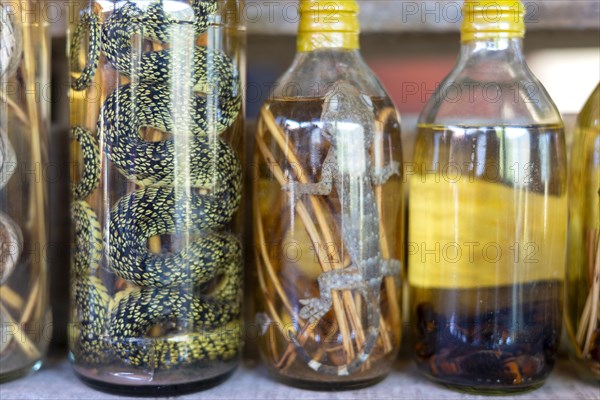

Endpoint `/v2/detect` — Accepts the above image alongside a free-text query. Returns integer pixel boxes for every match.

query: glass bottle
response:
[254,0,403,389]
[565,83,600,381]
[0,0,51,382]
[408,0,567,394]
[67,0,244,395]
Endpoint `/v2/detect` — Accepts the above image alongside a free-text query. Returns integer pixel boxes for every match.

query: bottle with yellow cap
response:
[254,0,403,389]
[565,83,600,381]
[408,0,566,393]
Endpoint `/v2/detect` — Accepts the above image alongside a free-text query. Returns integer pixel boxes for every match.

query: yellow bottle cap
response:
[297,0,360,52]
[461,0,525,43]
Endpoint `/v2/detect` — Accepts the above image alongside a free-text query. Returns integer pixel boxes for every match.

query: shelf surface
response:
[1,356,598,399]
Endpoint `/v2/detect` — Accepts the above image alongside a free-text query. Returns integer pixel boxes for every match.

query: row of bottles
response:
[0,0,597,395]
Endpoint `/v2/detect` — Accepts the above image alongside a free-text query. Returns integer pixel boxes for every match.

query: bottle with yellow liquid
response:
[408,0,567,393]
[254,0,403,389]
[565,84,600,381]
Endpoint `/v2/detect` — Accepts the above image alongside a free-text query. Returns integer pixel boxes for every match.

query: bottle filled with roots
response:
[0,0,51,382]
[67,0,245,395]
[565,83,600,381]
[254,1,403,390]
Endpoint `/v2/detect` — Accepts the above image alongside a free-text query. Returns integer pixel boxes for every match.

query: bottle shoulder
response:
[576,84,600,131]
[272,50,389,99]
[419,52,563,127]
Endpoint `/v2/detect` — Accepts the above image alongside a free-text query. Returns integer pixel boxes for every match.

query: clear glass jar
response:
[254,1,403,389]
[68,0,244,395]
[408,1,567,394]
[565,83,600,381]
[0,0,51,382]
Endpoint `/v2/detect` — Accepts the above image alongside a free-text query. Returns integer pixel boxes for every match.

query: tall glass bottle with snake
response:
[254,0,403,389]
[408,0,567,393]
[0,0,51,382]
[68,0,244,394]
[565,83,600,381]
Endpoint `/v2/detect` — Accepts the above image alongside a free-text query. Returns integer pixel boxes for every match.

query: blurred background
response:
[47,0,600,348]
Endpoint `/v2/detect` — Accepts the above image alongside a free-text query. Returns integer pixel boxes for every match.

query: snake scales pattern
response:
[70,0,242,369]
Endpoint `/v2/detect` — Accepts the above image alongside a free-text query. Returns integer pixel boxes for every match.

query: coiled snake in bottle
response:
[70,0,242,368]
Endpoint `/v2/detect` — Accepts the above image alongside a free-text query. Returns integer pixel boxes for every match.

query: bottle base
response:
[74,366,237,397]
[272,372,388,391]
[423,374,546,395]
[0,359,43,383]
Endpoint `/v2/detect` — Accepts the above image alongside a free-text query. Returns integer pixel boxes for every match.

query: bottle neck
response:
[458,37,525,65]
[297,32,359,53]
[296,46,361,59]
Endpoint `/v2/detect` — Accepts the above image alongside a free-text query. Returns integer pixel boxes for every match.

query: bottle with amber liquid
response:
[254,0,403,389]
[565,83,600,381]
[408,0,567,393]
[1,0,51,382]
